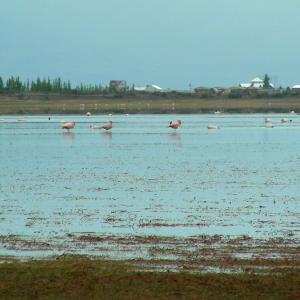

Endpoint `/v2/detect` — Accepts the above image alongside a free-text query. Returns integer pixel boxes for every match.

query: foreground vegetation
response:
[0,257,299,300]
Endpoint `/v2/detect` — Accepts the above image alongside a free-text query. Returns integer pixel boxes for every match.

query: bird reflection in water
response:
[169,132,181,146]
[101,131,112,142]
[62,132,75,144]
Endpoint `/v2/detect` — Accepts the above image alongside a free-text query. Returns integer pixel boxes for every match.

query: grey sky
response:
[1,0,299,89]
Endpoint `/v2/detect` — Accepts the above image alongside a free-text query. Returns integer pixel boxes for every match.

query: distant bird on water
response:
[207,124,219,130]
[168,120,182,129]
[100,121,113,130]
[90,121,112,130]
[61,121,75,130]
[265,122,274,128]
[281,117,291,123]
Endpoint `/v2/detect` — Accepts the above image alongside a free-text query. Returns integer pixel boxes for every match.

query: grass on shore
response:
[1,96,300,114]
[0,257,299,300]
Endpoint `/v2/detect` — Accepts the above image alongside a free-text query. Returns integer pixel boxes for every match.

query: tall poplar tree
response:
[0,76,3,91]
[263,74,271,88]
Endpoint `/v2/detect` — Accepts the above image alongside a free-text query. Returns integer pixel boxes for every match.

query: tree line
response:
[0,75,126,95]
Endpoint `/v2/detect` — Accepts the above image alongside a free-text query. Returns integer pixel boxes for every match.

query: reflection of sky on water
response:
[0,114,300,252]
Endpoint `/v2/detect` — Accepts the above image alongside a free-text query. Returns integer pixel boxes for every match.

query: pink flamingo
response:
[61,122,75,130]
[100,121,113,130]
[168,120,182,129]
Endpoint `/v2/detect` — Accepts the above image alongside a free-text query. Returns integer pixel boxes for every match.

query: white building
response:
[134,84,163,92]
[239,77,265,89]
[251,77,264,88]
[239,83,252,88]
[145,84,163,92]
[109,80,127,91]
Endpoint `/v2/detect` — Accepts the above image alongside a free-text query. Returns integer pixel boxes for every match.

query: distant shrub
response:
[228,92,242,99]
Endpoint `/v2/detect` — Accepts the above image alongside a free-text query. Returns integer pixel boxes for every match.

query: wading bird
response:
[100,121,113,130]
[265,122,274,128]
[264,117,274,128]
[265,117,271,123]
[281,118,290,123]
[168,120,182,129]
[61,122,75,130]
[207,124,219,130]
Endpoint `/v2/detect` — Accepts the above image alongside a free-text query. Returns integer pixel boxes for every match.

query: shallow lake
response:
[0,114,300,257]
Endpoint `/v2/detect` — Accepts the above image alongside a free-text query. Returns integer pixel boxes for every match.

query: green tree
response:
[36,77,41,91]
[26,79,30,91]
[263,74,271,88]
[30,80,36,92]
[47,77,52,92]
[6,76,16,91]
[0,76,4,91]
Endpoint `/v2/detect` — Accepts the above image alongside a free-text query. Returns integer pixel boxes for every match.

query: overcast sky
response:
[1,0,299,89]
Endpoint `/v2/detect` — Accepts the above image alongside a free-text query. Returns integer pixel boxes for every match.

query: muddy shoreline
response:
[1,234,299,273]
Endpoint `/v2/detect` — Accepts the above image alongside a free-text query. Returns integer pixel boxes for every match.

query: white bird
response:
[265,117,271,123]
[265,122,274,128]
[207,124,219,130]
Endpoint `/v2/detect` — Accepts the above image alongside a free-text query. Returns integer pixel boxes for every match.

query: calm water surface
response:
[0,114,300,253]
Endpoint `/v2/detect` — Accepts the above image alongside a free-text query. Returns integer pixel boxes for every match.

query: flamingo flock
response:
[5,114,298,132]
[64,119,183,132]
[57,115,298,132]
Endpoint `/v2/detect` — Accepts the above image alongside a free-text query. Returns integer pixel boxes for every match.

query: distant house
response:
[134,84,163,92]
[134,86,146,92]
[239,83,252,88]
[212,87,226,95]
[239,77,273,89]
[194,87,211,93]
[145,84,163,92]
[194,87,215,97]
[251,77,264,88]
[291,85,300,94]
[239,77,264,89]
[109,80,127,91]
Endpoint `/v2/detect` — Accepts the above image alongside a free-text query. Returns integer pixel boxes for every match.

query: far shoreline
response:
[1,93,300,115]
